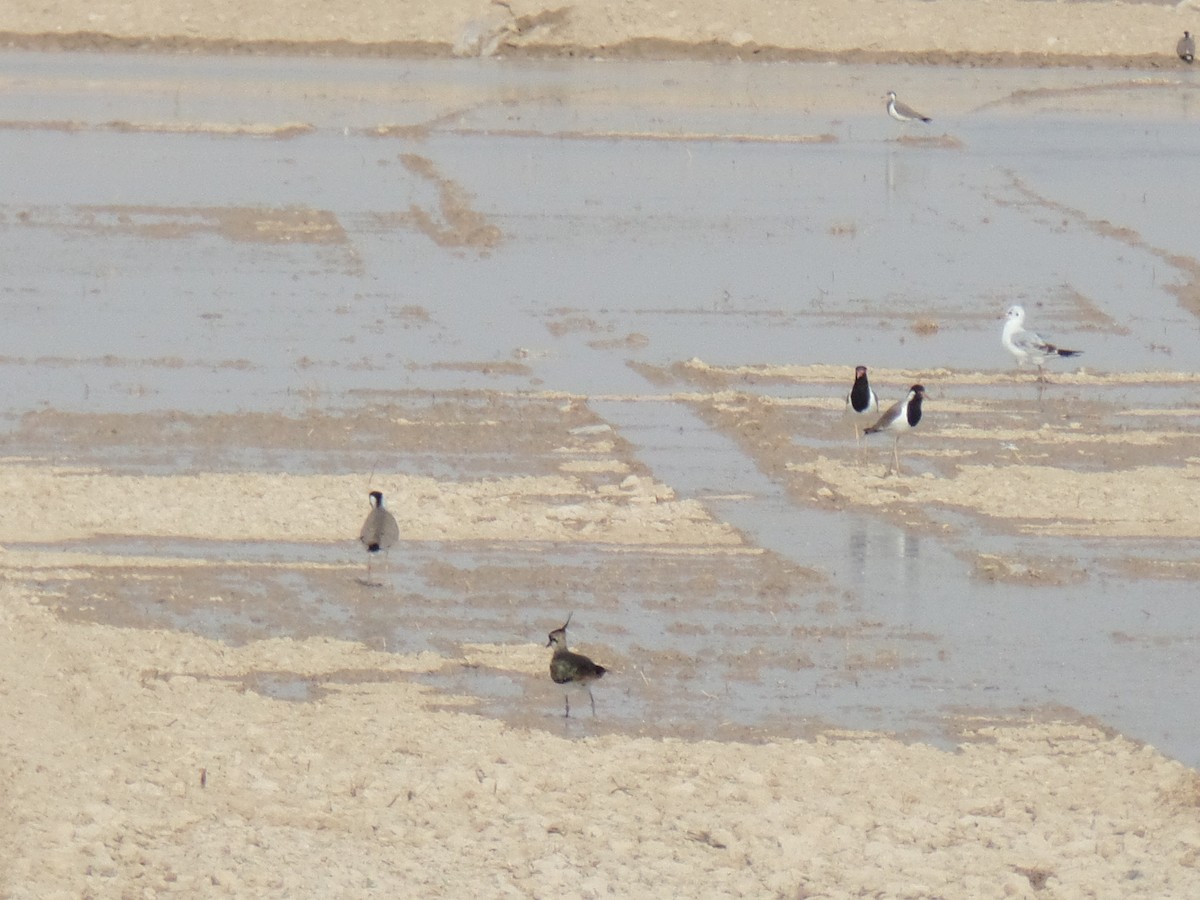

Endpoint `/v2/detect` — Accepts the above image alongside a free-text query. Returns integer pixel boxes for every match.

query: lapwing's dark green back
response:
[550,647,607,685]
[547,626,606,684]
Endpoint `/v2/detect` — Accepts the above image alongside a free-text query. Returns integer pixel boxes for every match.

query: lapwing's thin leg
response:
[588,687,596,716]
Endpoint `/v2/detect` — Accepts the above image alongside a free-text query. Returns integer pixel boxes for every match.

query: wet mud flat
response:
[4,382,1200,896]
[1,50,1200,896]
[1,51,1198,754]
[6,366,1200,759]
[4,397,868,741]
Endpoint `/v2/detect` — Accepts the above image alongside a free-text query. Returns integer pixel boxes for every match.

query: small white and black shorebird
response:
[1001,305,1082,382]
[864,385,925,475]
[546,614,607,718]
[1179,31,1195,64]
[845,365,880,446]
[886,91,931,123]
[359,490,400,583]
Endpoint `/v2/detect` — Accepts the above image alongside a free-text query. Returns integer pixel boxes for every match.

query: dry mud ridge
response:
[2,0,1200,66]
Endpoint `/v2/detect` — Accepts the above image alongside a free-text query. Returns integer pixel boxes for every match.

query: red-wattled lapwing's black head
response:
[358,490,400,585]
[546,614,607,718]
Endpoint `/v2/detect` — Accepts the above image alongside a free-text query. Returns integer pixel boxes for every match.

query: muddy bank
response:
[3,386,1200,894]
[1,0,1199,65]
[4,581,1200,897]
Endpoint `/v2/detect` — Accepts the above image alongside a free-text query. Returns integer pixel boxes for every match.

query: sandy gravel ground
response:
[2,2,1200,898]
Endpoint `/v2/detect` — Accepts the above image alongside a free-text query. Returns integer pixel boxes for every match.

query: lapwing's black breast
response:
[906,395,923,428]
[849,377,872,414]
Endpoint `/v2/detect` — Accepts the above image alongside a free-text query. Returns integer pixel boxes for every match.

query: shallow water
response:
[3,52,1198,764]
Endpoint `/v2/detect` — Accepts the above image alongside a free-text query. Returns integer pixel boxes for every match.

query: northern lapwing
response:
[546,614,607,718]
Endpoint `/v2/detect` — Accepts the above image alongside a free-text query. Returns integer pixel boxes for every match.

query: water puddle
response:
[4,51,1199,765]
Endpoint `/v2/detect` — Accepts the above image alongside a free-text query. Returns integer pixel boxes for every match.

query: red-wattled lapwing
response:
[864,385,925,475]
[845,364,880,447]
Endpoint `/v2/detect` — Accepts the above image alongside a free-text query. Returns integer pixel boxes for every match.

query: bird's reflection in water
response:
[847,518,923,616]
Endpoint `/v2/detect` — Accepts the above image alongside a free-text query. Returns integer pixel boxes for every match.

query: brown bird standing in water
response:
[359,490,400,582]
[546,614,607,717]
[1178,31,1195,64]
